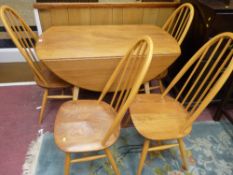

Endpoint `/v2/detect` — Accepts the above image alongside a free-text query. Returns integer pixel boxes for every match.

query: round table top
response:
[36,25,180,91]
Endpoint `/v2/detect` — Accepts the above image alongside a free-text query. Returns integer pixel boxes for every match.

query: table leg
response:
[73,86,79,101]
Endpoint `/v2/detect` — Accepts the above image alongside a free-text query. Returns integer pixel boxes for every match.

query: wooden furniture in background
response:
[130,32,233,175]
[33,2,180,31]
[0,5,72,124]
[213,73,233,124]
[54,36,153,175]
[35,25,180,92]
[163,0,233,103]
[143,2,194,93]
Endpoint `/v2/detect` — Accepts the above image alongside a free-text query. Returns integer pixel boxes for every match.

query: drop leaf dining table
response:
[36,25,181,95]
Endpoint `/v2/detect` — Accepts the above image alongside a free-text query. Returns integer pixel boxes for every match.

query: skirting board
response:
[0,48,25,63]
[0,81,36,87]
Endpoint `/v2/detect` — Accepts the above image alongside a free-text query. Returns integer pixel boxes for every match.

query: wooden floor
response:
[0,62,33,83]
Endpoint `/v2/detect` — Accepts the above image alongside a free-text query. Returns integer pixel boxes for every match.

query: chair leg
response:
[137,139,150,175]
[178,138,188,170]
[104,148,120,175]
[61,88,65,95]
[159,80,165,93]
[64,153,71,175]
[38,89,48,124]
[72,86,79,101]
[157,140,162,145]
[144,82,150,94]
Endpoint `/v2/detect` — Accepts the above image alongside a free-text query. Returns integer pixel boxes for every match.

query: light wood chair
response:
[54,36,153,175]
[130,32,233,175]
[0,5,73,124]
[144,3,194,93]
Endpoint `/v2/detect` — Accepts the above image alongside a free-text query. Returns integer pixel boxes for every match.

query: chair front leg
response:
[38,89,48,124]
[104,148,121,175]
[137,139,150,175]
[178,138,188,170]
[64,153,71,175]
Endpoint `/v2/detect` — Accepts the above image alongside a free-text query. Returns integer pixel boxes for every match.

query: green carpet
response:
[35,121,233,175]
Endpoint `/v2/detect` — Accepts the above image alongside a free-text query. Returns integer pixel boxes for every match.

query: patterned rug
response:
[33,121,233,175]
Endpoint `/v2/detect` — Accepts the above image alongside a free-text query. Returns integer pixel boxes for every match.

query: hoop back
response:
[163,3,194,45]
[0,5,47,84]
[163,32,233,130]
[99,36,154,144]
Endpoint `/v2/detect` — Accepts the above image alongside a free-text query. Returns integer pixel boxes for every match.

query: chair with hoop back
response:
[130,32,233,175]
[0,5,73,124]
[144,3,194,93]
[54,36,153,175]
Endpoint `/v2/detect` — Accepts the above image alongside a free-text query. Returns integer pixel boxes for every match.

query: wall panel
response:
[122,8,143,24]
[90,8,113,25]
[51,9,69,26]
[112,8,123,24]
[68,8,91,25]
[157,8,174,27]
[39,10,52,31]
[36,3,178,31]
[142,8,159,24]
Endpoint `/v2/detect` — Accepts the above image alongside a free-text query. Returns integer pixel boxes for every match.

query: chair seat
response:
[34,63,70,89]
[130,94,192,140]
[54,100,120,153]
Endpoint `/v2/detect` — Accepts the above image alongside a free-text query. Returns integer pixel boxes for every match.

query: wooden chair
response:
[130,32,233,175]
[144,3,194,93]
[0,5,72,124]
[54,36,153,175]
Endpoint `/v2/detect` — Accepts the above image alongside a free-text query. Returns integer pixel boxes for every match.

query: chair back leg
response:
[39,89,48,124]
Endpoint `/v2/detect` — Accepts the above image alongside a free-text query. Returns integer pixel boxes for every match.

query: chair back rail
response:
[162,32,233,130]
[162,3,194,45]
[98,36,153,145]
[0,5,47,85]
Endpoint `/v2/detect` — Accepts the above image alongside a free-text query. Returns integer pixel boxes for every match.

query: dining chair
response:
[54,36,153,175]
[0,5,73,124]
[130,32,233,175]
[144,3,194,93]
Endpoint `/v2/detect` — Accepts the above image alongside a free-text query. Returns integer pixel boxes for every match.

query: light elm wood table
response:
[36,25,180,92]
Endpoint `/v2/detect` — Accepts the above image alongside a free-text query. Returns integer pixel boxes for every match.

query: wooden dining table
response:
[36,25,181,92]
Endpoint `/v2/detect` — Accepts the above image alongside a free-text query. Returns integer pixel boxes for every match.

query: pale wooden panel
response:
[90,8,113,25]
[112,8,123,24]
[38,7,176,30]
[39,10,52,31]
[142,8,159,24]
[0,63,33,83]
[51,9,69,26]
[122,8,143,24]
[156,8,175,27]
[68,8,91,25]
